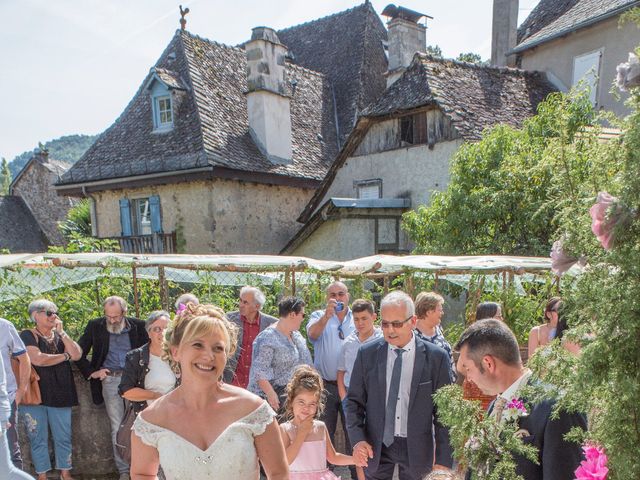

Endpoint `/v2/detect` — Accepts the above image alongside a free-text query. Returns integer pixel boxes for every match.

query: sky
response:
[0,0,540,162]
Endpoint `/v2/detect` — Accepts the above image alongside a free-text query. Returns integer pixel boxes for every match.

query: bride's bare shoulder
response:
[222,384,267,411]
[139,390,179,426]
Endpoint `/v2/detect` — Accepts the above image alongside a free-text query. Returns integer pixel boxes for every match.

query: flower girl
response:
[279,365,356,479]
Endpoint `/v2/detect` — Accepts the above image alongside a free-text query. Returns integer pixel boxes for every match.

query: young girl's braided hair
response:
[284,365,325,420]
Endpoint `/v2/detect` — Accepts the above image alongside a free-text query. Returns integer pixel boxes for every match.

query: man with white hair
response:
[346,290,453,480]
[76,296,148,480]
[224,286,277,388]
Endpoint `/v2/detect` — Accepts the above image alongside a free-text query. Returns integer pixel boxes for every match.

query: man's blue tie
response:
[383,348,405,447]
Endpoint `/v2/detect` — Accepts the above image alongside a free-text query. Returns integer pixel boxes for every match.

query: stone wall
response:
[319,136,462,212]
[93,178,314,254]
[12,161,75,246]
[18,368,117,478]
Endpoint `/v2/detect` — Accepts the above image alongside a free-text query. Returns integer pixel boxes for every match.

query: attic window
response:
[152,94,173,131]
[399,112,427,146]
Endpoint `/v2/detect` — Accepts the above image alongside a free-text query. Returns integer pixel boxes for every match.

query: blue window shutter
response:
[119,198,132,237]
[149,195,162,233]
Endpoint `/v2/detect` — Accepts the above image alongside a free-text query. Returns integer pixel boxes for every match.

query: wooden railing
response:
[107,232,177,254]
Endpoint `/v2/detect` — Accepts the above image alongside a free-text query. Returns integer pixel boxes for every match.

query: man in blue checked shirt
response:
[307,281,355,447]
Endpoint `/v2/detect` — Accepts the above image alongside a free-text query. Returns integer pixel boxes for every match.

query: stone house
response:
[8,148,74,247]
[0,196,49,252]
[492,0,640,117]
[281,9,556,260]
[55,3,388,254]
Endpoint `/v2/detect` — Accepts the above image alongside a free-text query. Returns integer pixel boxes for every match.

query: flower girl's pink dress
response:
[282,420,341,480]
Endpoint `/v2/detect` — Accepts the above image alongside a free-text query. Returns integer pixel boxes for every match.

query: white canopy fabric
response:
[0,253,569,276]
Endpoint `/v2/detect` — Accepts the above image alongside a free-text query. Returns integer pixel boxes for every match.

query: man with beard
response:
[76,296,148,480]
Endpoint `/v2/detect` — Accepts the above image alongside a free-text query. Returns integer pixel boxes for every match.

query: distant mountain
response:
[8,134,98,179]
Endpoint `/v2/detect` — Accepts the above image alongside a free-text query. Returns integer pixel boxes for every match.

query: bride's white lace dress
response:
[132,401,276,479]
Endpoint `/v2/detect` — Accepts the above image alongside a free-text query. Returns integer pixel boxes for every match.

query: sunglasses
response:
[337,323,345,340]
[150,326,168,333]
[381,316,413,329]
[39,310,58,317]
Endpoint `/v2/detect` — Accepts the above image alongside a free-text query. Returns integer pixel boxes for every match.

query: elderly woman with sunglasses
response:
[119,311,177,413]
[248,296,312,412]
[20,299,82,480]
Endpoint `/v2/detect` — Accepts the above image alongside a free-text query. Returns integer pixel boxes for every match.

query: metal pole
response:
[132,265,140,319]
[158,266,169,311]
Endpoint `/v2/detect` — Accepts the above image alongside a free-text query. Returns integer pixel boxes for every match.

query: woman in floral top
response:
[248,296,312,412]
[414,292,456,381]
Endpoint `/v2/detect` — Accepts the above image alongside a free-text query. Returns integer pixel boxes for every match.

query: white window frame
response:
[152,94,173,131]
[572,49,603,107]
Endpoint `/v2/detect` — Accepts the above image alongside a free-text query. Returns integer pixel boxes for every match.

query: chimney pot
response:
[491,0,519,67]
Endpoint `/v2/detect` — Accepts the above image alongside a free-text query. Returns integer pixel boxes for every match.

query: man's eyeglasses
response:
[381,316,413,329]
[150,326,167,333]
[337,323,345,340]
[39,310,58,317]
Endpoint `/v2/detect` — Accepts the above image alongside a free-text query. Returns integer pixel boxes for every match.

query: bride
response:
[131,304,289,479]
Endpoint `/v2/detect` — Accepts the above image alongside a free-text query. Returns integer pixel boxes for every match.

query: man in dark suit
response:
[456,319,587,480]
[76,296,148,480]
[223,286,277,387]
[346,290,454,480]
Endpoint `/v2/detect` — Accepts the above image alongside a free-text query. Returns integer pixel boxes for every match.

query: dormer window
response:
[145,67,187,133]
[153,94,173,130]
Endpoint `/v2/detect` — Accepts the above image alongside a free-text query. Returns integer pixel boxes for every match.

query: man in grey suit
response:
[346,291,454,480]
[224,286,277,388]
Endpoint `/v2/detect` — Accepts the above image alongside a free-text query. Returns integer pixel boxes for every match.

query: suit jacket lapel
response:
[409,338,427,412]
[377,342,388,406]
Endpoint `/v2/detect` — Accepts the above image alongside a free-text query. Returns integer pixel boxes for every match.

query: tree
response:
[58,199,92,240]
[0,158,11,194]
[426,44,442,58]
[456,52,483,64]
[402,89,621,256]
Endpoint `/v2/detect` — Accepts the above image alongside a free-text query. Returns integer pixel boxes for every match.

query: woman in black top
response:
[20,299,82,480]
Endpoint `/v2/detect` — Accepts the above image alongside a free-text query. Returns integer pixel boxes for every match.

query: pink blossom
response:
[589,192,619,251]
[550,240,585,276]
[575,444,608,480]
[176,303,187,315]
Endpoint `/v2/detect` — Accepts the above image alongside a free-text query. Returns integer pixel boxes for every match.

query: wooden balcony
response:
[107,232,177,254]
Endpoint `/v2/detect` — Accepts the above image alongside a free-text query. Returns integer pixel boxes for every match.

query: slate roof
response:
[364,54,557,141]
[0,196,49,253]
[514,0,640,54]
[278,2,388,146]
[297,54,556,222]
[9,152,71,194]
[58,30,338,187]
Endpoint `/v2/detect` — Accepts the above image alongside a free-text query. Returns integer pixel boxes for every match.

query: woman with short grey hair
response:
[118,310,176,466]
[119,311,176,411]
[174,293,199,313]
[21,299,82,480]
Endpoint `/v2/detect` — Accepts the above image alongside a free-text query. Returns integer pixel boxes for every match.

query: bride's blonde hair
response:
[163,303,238,372]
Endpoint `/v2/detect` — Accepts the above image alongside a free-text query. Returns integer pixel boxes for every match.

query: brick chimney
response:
[382,5,430,87]
[491,0,519,67]
[245,26,292,164]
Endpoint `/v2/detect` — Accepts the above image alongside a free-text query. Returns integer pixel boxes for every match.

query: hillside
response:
[8,134,98,179]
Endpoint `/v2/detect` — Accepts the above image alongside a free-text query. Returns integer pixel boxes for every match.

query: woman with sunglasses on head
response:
[20,299,82,480]
[528,297,562,358]
[118,311,176,471]
[248,296,312,413]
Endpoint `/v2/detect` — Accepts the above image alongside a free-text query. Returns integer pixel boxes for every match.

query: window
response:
[132,198,152,235]
[153,94,173,130]
[355,179,382,199]
[399,112,427,146]
[119,195,162,237]
[573,50,602,106]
